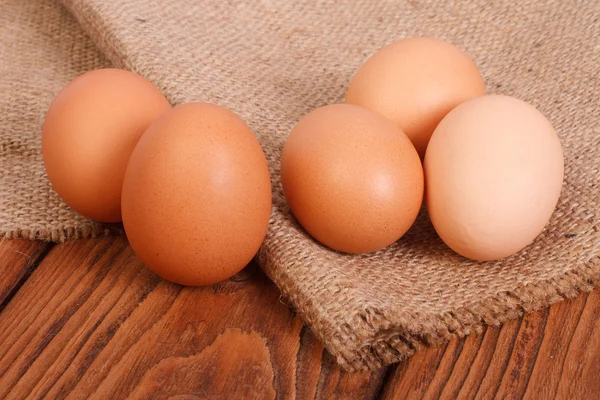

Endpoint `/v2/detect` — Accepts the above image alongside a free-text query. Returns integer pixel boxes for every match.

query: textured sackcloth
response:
[0,0,114,240]
[1,0,599,371]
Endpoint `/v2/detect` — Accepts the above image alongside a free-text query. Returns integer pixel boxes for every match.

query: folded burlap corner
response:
[1,0,598,371]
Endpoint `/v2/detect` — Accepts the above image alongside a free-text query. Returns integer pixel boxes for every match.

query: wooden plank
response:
[295,326,386,399]
[0,238,52,308]
[522,293,588,399]
[1,235,598,398]
[555,289,600,400]
[379,291,599,400]
[0,236,384,399]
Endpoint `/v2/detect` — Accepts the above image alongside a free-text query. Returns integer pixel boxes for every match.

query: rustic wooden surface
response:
[0,236,597,399]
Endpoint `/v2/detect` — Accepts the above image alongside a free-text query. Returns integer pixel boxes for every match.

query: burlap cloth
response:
[1,0,599,371]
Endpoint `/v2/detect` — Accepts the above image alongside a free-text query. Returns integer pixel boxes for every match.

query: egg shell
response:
[345,37,486,158]
[121,102,272,286]
[281,103,424,254]
[42,68,171,222]
[424,95,564,261]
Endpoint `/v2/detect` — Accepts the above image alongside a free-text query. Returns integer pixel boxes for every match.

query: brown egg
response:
[425,95,564,261]
[346,37,486,158]
[42,68,170,222]
[121,103,272,286]
[281,104,423,254]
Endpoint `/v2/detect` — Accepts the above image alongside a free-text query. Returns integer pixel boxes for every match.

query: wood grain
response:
[0,237,382,399]
[0,236,598,399]
[128,328,277,399]
[0,239,51,308]
[380,292,599,400]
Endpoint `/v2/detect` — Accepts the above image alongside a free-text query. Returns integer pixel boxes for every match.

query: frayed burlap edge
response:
[259,245,599,372]
[3,225,121,242]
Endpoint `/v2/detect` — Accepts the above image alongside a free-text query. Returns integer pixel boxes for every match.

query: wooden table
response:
[0,236,598,399]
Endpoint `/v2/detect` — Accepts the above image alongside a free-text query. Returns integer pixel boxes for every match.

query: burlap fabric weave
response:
[1,0,598,371]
